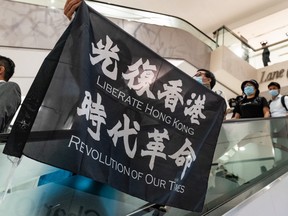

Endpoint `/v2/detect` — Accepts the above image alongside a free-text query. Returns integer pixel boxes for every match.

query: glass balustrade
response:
[214,26,288,69]
[1,116,288,215]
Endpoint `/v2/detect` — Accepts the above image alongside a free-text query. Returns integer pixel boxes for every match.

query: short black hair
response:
[268,81,280,89]
[197,68,216,89]
[0,55,15,81]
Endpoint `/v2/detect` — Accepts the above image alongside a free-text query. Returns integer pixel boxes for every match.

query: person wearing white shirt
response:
[268,81,288,165]
[268,82,288,117]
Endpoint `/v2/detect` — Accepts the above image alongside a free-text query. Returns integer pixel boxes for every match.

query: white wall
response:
[0,47,50,97]
[210,46,257,96]
[224,172,288,216]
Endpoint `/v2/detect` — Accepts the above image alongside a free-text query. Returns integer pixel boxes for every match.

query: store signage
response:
[259,68,288,83]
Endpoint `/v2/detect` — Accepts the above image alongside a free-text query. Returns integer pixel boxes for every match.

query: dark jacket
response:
[0,81,21,132]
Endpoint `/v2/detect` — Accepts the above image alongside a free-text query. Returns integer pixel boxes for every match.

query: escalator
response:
[0,116,287,216]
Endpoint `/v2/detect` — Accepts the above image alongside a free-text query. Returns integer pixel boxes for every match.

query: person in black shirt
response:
[261,41,271,67]
[233,79,270,119]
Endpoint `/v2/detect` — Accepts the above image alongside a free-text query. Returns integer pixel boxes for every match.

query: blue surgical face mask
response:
[269,89,279,97]
[244,86,255,96]
[194,76,203,85]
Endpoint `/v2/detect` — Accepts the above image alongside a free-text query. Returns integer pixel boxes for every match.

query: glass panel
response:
[215,26,288,69]
[202,117,288,213]
[215,27,251,64]
[206,118,275,201]
[1,117,288,215]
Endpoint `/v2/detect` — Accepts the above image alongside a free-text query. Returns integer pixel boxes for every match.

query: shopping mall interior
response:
[1,0,288,215]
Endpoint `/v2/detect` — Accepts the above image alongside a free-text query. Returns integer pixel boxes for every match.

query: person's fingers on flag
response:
[64,0,82,20]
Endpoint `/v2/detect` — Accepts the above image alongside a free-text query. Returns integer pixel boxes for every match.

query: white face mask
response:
[244,86,255,96]
[194,76,203,85]
[269,89,279,97]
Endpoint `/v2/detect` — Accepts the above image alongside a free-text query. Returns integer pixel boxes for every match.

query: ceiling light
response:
[239,146,245,151]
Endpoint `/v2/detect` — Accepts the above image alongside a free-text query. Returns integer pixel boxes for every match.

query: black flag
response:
[3,2,226,212]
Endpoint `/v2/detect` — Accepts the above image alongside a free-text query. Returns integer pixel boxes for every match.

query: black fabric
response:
[281,95,288,111]
[234,96,269,118]
[3,2,226,212]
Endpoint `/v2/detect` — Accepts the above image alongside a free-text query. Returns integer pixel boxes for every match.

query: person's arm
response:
[230,102,241,119]
[263,106,270,118]
[64,0,82,20]
[232,112,240,119]
[261,97,270,118]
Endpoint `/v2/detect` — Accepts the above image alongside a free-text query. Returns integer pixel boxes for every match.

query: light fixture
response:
[239,146,245,151]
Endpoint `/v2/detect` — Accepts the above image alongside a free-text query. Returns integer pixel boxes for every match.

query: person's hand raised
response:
[64,0,82,20]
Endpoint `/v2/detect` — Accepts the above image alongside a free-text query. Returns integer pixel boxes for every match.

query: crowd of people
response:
[193,68,288,119]
[193,68,288,121]
[229,79,288,119]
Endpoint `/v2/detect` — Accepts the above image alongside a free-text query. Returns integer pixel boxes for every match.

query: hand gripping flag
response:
[3,2,226,212]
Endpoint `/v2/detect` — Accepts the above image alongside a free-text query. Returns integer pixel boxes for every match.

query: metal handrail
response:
[214,25,288,52]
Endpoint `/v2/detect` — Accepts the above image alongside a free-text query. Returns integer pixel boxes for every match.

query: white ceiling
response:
[12,0,288,49]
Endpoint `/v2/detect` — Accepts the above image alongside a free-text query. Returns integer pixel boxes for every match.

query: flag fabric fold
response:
[3,2,226,212]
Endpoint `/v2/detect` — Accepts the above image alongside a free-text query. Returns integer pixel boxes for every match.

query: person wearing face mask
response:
[232,79,270,119]
[267,82,288,165]
[268,82,288,117]
[194,69,232,119]
[193,69,216,90]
